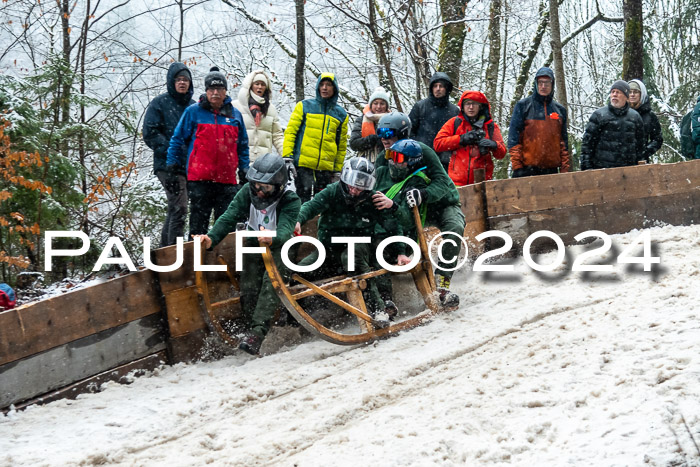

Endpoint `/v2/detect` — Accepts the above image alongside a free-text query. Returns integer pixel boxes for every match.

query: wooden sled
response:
[194,205,452,348]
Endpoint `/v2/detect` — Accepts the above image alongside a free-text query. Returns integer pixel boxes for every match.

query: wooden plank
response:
[0,313,166,409]
[168,328,209,363]
[164,286,206,338]
[485,160,700,216]
[459,182,488,257]
[489,190,700,250]
[0,269,162,366]
[2,352,167,413]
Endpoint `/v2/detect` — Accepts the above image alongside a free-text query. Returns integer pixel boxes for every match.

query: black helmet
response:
[339,157,376,204]
[247,153,288,209]
[377,111,411,140]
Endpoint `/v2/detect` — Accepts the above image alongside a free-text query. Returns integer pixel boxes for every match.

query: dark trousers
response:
[512,166,559,178]
[156,170,188,247]
[295,167,334,203]
[240,244,288,338]
[187,180,239,238]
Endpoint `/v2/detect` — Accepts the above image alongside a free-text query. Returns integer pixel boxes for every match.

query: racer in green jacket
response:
[294,157,411,323]
[196,153,301,355]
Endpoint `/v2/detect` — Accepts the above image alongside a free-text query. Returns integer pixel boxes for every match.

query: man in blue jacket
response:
[143,62,194,247]
[166,67,250,238]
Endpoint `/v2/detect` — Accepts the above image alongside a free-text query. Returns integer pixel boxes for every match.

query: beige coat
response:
[232,70,284,162]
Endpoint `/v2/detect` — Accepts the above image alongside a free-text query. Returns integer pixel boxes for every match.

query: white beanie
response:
[369,86,391,107]
[252,73,268,85]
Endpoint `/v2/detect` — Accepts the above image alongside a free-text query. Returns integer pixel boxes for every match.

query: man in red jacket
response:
[433,91,506,186]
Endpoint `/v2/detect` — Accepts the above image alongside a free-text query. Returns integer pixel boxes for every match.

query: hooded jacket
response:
[232,70,284,162]
[348,91,390,161]
[408,72,460,163]
[433,91,506,186]
[628,79,663,162]
[166,94,249,184]
[693,96,700,159]
[508,67,570,172]
[580,101,645,170]
[283,73,349,172]
[143,62,195,173]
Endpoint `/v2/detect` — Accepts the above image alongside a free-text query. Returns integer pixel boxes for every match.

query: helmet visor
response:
[385,148,406,164]
[251,182,276,195]
[340,169,376,191]
[377,127,396,139]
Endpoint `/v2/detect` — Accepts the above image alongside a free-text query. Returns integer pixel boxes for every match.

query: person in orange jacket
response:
[433,91,506,186]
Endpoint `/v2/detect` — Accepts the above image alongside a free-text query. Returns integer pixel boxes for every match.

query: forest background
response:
[0,0,698,287]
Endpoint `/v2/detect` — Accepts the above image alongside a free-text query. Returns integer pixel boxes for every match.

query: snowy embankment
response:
[2,224,700,466]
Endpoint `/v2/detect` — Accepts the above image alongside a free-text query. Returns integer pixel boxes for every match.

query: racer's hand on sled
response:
[294,222,302,236]
[406,188,426,208]
[396,254,412,266]
[194,234,212,250]
[372,192,394,210]
[258,226,272,245]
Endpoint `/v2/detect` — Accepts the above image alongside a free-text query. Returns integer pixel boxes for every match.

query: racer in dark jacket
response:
[581,80,645,170]
[295,157,410,322]
[197,153,300,355]
[166,67,250,237]
[628,79,663,163]
[142,62,194,246]
[408,72,460,170]
[508,67,570,177]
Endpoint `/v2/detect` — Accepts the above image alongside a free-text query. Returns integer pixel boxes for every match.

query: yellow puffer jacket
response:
[283,73,349,172]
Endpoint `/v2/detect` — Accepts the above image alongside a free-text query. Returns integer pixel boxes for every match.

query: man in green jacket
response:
[294,157,411,322]
[196,153,301,355]
[374,112,464,309]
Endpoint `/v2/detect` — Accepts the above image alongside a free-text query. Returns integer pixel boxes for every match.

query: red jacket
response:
[434,91,506,186]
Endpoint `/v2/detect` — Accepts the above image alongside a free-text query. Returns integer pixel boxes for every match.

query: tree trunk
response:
[177,0,185,61]
[509,0,548,115]
[295,0,306,101]
[549,0,568,112]
[485,0,501,101]
[437,0,468,90]
[368,0,403,112]
[622,0,643,80]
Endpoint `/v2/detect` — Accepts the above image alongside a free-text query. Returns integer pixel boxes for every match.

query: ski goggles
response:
[376,127,396,139]
[251,182,276,195]
[385,149,407,164]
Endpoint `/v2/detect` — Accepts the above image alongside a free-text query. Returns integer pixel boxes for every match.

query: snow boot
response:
[239,333,263,355]
[436,274,459,311]
[384,300,399,321]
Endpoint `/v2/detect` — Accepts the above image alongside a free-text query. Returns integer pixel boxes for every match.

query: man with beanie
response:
[628,79,663,163]
[580,80,645,171]
[408,72,460,171]
[143,62,194,247]
[508,67,570,177]
[283,72,349,203]
[166,66,249,238]
[349,86,391,161]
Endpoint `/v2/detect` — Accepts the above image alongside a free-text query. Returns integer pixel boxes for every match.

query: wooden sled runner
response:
[194,206,450,348]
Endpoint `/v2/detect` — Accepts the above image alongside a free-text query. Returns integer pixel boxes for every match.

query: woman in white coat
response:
[233,70,285,162]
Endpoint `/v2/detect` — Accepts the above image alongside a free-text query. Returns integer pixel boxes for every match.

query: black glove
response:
[238,167,248,185]
[460,131,481,147]
[164,165,181,195]
[283,158,297,179]
[478,138,498,153]
[406,188,427,208]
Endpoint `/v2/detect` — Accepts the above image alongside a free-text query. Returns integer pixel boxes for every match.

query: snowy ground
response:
[2,224,700,466]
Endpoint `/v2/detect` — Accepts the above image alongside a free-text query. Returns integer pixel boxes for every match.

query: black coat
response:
[636,100,664,162]
[580,103,645,170]
[143,62,194,173]
[408,72,460,164]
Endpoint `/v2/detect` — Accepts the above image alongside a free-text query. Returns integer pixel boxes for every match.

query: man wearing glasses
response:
[508,66,570,177]
[166,66,250,238]
[143,62,194,247]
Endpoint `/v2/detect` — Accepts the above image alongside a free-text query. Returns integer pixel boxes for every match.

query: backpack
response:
[0,283,16,310]
[680,111,695,159]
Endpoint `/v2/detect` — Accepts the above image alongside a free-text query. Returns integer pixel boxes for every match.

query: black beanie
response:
[610,80,630,98]
[205,66,227,90]
[174,69,191,81]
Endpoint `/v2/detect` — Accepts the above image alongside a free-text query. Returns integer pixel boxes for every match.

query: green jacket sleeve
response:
[298,184,333,225]
[416,142,454,205]
[272,192,302,249]
[377,209,406,258]
[206,189,249,247]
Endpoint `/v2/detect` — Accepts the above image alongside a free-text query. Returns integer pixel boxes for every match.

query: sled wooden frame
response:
[195,205,446,347]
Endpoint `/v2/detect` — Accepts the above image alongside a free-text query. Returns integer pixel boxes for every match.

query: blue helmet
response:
[389,139,423,168]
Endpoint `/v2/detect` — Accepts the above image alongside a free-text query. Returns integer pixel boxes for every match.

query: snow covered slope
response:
[2,224,699,466]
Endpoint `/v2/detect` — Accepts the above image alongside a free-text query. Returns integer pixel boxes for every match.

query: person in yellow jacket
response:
[283,73,349,202]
